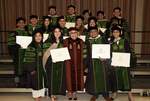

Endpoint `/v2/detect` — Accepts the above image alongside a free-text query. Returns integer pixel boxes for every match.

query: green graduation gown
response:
[61,27,69,36]
[86,35,109,95]
[44,42,66,96]
[23,42,46,90]
[51,16,59,26]
[65,15,76,22]
[26,24,42,35]
[8,29,29,76]
[97,19,108,36]
[97,19,108,28]
[111,38,131,91]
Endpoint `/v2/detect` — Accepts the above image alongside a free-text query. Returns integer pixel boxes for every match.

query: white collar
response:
[114,37,121,43]
[89,35,101,40]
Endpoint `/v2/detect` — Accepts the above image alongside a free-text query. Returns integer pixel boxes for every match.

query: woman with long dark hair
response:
[43,26,66,101]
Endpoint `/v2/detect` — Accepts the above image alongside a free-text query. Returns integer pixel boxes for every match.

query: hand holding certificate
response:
[16,36,32,49]
[50,47,71,63]
[92,44,110,59]
[111,52,131,67]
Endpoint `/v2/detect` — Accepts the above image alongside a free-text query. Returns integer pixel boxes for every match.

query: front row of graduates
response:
[22,26,134,101]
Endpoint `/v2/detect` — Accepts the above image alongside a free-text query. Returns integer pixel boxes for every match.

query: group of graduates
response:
[7,5,136,101]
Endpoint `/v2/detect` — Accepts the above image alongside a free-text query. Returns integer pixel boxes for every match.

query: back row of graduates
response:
[7,5,135,101]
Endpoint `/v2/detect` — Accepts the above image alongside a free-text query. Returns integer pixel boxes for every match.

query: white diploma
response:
[111,52,131,67]
[98,27,107,33]
[16,36,32,49]
[92,44,110,59]
[78,35,86,42]
[63,36,69,40]
[65,22,75,28]
[43,34,49,42]
[50,47,71,63]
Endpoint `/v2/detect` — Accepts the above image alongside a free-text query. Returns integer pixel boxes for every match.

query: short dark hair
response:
[16,17,26,24]
[97,10,104,16]
[88,16,97,23]
[68,27,78,32]
[67,5,76,9]
[75,15,84,21]
[113,7,121,12]
[48,5,56,11]
[30,15,38,19]
[52,26,61,32]
[88,27,98,32]
[111,25,122,34]
[82,10,92,16]
[57,16,65,22]
[42,16,51,20]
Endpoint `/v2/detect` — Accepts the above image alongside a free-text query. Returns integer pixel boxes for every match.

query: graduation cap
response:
[111,25,122,35]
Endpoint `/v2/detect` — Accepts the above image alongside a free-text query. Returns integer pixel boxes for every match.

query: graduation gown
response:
[97,19,108,35]
[106,17,130,41]
[64,38,84,92]
[39,25,53,43]
[23,43,46,90]
[76,27,88,71]
[97,19,108,28]
[61,27,69,36]
[44,42,66,96]
[8,29,29,76]
[51,16,59,26]
[86,35,109,95]
[26,24,42,35]
[111,38,131,91]
[65,15,76,22]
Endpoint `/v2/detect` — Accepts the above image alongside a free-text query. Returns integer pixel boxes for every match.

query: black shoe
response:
[73,97,77,100]
[68,97,72,100]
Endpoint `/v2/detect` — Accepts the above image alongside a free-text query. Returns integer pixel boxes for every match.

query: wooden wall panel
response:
[0,0,136,30]
[0,0,149,57]
[142,0,150,57]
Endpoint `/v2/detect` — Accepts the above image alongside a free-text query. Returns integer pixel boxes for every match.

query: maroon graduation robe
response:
[64,37,84,92]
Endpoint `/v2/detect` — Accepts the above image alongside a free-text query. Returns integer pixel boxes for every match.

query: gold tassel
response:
[78,44,80,49]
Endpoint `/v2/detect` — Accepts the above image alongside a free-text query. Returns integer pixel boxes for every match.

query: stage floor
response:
[0,93,150,101]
